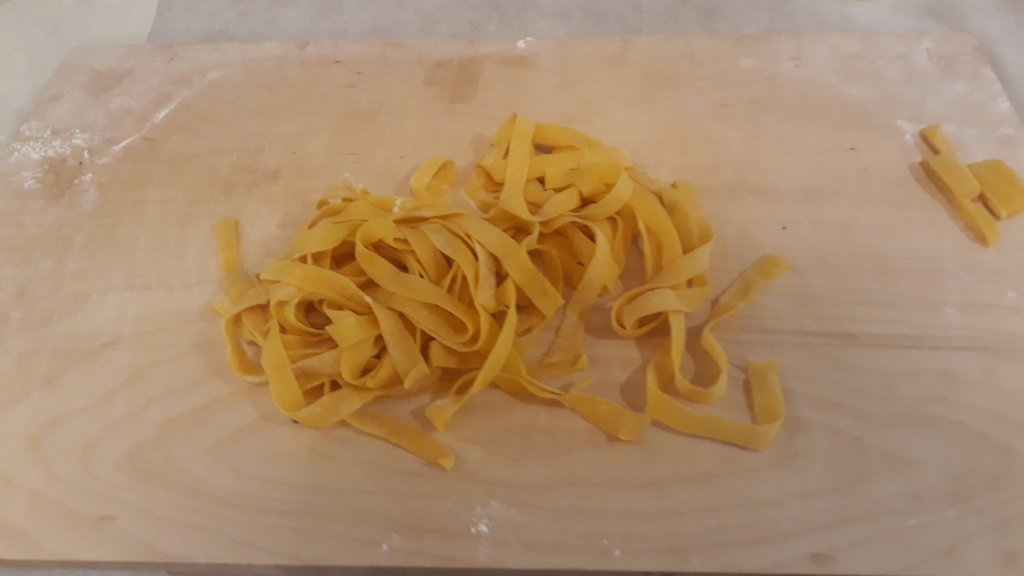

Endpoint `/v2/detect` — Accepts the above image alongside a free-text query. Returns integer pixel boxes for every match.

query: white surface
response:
[0,0,157,142]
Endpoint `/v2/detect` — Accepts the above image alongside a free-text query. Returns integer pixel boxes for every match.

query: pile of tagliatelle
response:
[214,114,789,470]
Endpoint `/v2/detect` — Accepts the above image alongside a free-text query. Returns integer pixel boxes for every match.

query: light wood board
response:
[1,35,1023,575]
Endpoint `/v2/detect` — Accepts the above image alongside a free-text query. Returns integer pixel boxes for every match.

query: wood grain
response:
[0,35,1023,575]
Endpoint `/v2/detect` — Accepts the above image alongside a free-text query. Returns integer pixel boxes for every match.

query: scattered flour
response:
[8,122,98,161]
[108,94,139,109]
[613,549,621,557]
[738,57,759,68]
[469,518,491,534]
[992,94,1012,112]
[515,36,535,49]
[392,197,406,214]
[16,161,99,210]
[99,70,223,163]
[76,173,99,210]
[379,533,401,551]
[469,499,511,535]
[1008,290,1018,300]
[895,119,920,143]
[20,170,43,189]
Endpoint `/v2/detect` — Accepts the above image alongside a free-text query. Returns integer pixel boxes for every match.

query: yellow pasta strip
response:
[290,386,382,428]
[214,221,267,382]
[220,314,266,383]
[646,255,789,446]
[920,154,982,202]
[533,121,604,149]
[696,254,790,396]
[646,359,784,450]
[261,259,369,310]
[920,124,956,157]
[260,322,307,413]
[346,411,455,471]
[919,156,998,247]
[917,125,1005,247]
[560,392,650,441]
[290,221,361,256]
[368,299,432,389]
[576,169,633,219]
[497,114,536,219]
[409,157,456,200]
[425,283,518,430]
[324,309,378,347]
[969,159,1024,220]
[215,219,253,300]
[448,215,563,316]
[542,221,611,366]
[486,148,631,184]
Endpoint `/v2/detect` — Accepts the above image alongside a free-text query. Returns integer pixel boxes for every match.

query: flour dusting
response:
[99,70,223,163]
[895,119,920,143]
[379,533,401,551]
[992,95,1012,112]
[516,36,535,49]
[469,499,512,536]
[76,173,99,210]
[1008,290,1018,300]
[469,518,491,534]
[9,122,98,161]
[20,170,43,189]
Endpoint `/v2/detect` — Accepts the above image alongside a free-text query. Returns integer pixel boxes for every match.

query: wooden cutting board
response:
[1,34,1022,576]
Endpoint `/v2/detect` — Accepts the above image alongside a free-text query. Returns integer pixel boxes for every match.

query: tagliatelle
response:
[215,113,789,470]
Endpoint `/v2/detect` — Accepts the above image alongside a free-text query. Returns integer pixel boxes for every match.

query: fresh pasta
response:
[917,125,1024,246]
[214,114,789,469]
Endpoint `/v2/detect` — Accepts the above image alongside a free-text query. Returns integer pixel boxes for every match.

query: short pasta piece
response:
[916,124,1024,246]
